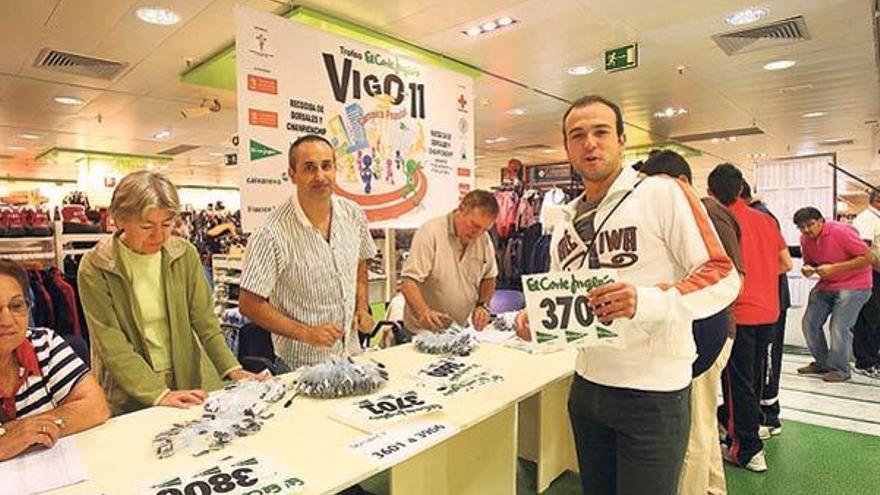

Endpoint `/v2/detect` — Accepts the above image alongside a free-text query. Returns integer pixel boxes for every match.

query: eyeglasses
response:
[0,297,29,316]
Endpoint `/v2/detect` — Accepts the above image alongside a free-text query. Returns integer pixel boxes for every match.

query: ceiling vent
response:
[712,16,810,55]
[33,48,127,80]
[158,144,200,156]
[670,126,764,143]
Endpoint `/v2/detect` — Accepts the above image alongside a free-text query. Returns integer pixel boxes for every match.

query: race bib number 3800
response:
[143,456,304,495]
[521,269,623,349]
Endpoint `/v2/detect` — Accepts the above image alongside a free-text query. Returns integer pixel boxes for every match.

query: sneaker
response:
[854,365,880,379]
[798,362,828,375]
[744,450,768,472]
[5,206,26,237]
[758,425,771,440]
[62,204,100,234]
[768,424,783,436]
[0,205,10,237]
[25,207,53,237]
[722,444,768,472]
[822,371,849,383]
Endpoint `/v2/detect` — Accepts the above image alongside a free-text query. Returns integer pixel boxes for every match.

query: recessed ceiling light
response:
[7,146,25,151]
[19,133,40,140]
[462,16,517,37]
[763,60,796,71]
[507,108,527,116]
[53,96,84,106]
[136,7,181,26]
[653,107,688,119]
[153,130,171,140]
[567,65,595,76]
[542,149,556,154]
[802,111,826,118]
[208,152,227,157]
[484,136,509,144]
[725,7,770,26]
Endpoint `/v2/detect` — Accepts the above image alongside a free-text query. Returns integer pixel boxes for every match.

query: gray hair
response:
[109,170,180,222]
[459,190,499,216]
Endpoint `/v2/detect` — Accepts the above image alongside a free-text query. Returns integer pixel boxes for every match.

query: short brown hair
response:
[0,258,30,302]
[288,134,335,171]
[459,190,499,216]
[562,95,625,142]
[109,170,180,222]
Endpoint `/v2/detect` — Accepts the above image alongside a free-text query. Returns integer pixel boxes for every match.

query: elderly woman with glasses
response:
[0,259,109,461]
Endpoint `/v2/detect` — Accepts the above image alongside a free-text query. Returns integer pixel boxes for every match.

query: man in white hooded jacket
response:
[516,95,741,495]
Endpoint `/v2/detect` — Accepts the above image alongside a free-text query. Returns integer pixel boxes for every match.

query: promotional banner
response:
[521,269,624,350]
[235,6,475,231]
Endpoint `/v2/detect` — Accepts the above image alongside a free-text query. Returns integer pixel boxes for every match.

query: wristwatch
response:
[476,302,491,313]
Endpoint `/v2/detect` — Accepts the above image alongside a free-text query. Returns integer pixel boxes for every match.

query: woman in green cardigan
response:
[78,171,259,414]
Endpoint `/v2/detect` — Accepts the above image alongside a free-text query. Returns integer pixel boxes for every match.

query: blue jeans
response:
[802,288,871,376]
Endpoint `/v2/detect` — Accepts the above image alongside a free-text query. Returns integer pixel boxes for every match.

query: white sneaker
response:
[768,424,783,436]
[744,450,768,472]
[758,425,771,440]
[721,444,768,472]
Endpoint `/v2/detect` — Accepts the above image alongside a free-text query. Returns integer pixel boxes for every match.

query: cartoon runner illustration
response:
[404,158,420,195]
[385,158,395,185]
[360,153,376,194]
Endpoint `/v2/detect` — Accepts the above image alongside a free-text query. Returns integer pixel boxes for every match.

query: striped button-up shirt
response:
[241,195,377,369]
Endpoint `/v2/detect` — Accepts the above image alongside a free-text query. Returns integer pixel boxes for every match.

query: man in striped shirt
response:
[240,135,377,370]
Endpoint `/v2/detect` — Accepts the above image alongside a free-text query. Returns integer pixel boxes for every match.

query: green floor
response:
[359,420,880,494]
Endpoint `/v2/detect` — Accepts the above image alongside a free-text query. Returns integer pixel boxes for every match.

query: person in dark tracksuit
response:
[740,182,791,435]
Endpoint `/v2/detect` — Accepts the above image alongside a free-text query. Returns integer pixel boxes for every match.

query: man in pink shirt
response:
[795,207,873,382]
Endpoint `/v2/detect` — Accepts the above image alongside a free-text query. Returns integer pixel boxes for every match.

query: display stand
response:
[518,375,579,492]
[212,254,242,311]
[390,404,517,495]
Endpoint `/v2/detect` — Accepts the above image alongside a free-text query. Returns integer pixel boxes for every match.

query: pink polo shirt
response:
[800,221,872,291]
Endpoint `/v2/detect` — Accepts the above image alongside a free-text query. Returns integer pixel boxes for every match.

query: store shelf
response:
[1,252,56,261]
[213,256,243,271]
[61,233,111,243]
[0,236,54,244]
[63,248,93,256]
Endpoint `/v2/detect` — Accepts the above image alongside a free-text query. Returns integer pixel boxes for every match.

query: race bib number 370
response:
[521,269,623,349]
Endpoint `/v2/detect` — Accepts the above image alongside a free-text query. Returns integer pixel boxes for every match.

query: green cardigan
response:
[78,235,240,414]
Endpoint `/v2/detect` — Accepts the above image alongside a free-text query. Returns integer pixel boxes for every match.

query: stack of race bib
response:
[295,356,389,399]
[412,323,478,356]
[152,378,287,458]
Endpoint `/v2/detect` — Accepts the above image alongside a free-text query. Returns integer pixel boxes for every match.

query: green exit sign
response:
[605,43,639,73]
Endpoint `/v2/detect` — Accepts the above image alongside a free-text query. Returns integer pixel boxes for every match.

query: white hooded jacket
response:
[550,166,741,391]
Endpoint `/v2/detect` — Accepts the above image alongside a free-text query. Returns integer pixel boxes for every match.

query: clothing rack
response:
[0,221,112,267]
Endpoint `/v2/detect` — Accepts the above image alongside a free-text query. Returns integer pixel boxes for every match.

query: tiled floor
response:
[361,351,880,494]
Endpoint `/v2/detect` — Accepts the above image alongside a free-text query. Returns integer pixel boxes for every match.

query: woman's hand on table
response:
[158,389,208,408]
[0,416,62,460]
